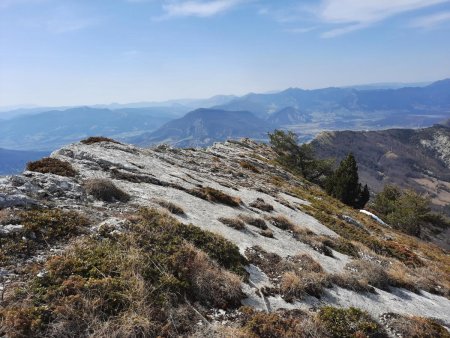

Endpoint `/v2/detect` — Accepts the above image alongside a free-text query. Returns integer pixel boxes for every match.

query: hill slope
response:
[130,108,272,147]
[0,138,449,336]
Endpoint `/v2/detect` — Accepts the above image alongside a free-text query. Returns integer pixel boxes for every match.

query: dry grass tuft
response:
[189,187,241,207]
[218,217,246,230]
[238,214,268,229]
[267,215,295,230]
[249,198,274,212]
[80,136,121,145]
[171,243,243,308]
[239,161,260,173]
[245,246,327,301]
[259,229,274,238]
[156,199,185,215]
[382,313,450,338]
[84,179,130,202]
[26,157,77,177]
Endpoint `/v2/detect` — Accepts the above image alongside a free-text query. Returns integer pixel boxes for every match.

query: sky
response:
[1,0,450,107]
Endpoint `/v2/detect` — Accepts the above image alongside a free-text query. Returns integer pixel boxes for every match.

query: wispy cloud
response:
[160,0,244,19]
[411,10,450,28]
[319,0,449,37]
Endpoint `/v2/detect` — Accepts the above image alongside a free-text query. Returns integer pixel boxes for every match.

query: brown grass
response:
[382,313,450,338]
[26,157,77,177]
[189,187,241,207]
[83,179,130,202]
[171,243,243,309]
[249,198,274,212]
[238,214,268,229]
[218,217,246,230]
[267,215,295,230]
[80,136,121,145]
[239,161,260,173]
[245,246,327,301]
[156,199,185,215]
[259,229,274,238]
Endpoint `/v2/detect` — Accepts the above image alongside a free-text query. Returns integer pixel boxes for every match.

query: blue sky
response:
[1,0,450,106]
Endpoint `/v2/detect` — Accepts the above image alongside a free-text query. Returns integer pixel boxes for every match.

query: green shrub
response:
[318,306,387,338]
[21,209,89,242]
[26,157,77,177]
[83,179,130,203]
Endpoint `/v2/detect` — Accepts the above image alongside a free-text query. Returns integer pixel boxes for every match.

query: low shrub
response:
[240,307,305,338]
[20,209,89,243]
[239,214,268,229]
[137,208,247,276]
[83,179,130,203]
[1,209,89,265]
[343,260,390,290]
[26,157,77,177]
[218,217,246,230]
[189,187,241,207]
[320,236,360,258]
[156,200,185,215]
[80,136,120,145]
[318,306,387,338]
[250,198,274,212]
[170,244,243,308]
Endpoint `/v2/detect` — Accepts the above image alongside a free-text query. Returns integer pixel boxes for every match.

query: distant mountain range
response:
[131,79,450,147]
[130,108,271,148]
[1,79,450,153]
[0,148,49,175]
[0,106,181,151]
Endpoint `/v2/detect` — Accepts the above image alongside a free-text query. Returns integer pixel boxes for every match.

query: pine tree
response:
[326,153,369,208]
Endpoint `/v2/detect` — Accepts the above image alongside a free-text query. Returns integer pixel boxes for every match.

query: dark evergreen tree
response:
[326,153,369,208]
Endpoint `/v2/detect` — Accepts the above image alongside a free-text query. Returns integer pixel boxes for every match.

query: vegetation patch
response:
[0,209,246,337]
[245,246,327,301]
[83,178,130,203]
[249,198,274,212]
[318,306,387,338]
[26,157,77,177]
[0,208,89,265]
[189,186,241,207]
[239,161,260,173]
[80,136,121,145]
[381,313,450,338]
[239,214,268,229]
[267,215,295,230]
[218,217,246,230]
[156,199,185,215]
[259,229,274,238]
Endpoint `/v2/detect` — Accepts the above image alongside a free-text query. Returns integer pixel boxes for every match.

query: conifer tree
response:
[326,153,369,208]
